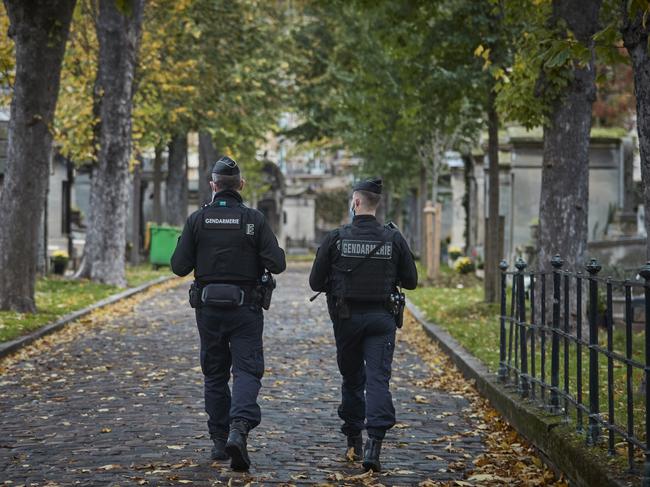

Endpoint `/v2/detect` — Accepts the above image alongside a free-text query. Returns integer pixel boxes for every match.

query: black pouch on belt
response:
[201,283,244,308]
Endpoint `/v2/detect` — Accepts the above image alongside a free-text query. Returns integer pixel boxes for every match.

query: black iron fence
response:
[499,255,650,484]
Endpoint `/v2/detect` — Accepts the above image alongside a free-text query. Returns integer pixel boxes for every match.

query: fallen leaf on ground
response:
[345,446,356,462]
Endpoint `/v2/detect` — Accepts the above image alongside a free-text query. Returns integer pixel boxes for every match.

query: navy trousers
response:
[333,308,397,440]
[195,304,264,440]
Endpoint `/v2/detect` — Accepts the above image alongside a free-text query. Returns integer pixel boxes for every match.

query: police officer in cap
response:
[171,156,286,471]
[309,177,417,472]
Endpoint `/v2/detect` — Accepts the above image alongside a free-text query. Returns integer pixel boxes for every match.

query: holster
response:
[395,304,405,329]
[189,282,202,308]
[258,272,276,310]
[336,297,351,320]
[389,291,406,328]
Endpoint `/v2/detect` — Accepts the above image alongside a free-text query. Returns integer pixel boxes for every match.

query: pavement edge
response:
[0,274,178,359]
[405,298,634,487]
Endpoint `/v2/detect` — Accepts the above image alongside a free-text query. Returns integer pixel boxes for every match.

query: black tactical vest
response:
[194,202,260,283]
[329,224,398,301]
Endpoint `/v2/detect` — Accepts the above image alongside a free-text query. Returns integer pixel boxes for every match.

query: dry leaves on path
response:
[400,312,568,487]
[0,278,184,372]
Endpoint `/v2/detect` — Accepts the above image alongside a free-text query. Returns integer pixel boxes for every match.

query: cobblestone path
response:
[1,264,486,486]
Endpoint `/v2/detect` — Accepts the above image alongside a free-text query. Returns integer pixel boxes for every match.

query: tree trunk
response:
[418,163,427,258]
[538,0,601,279]
[130,160,141,265]
[393,195,403,230]
[484,87,501,303]
[431,158,439,206]
[0,0,76,312]
[83,0,144,286]
[620,3,650,259]
[165,132,188,226]
[463,154,474,252]
[152,144,163,224]
[38,171,49,275]
[198,130,218,205]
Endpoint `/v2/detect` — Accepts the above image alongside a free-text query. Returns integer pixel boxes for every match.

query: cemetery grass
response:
[0,264,171,343]
[408,267,648,462]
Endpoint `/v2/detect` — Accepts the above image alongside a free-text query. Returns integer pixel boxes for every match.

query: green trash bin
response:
[149,224,182,268]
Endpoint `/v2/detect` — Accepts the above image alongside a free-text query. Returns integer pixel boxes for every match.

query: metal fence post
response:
[530,272,536,400]
[639,262,650,486]
[498,260,509,382]
[550,254,563,411]
[586,257,602,446]
[576,272,584,433]
[541,272,547,402]
[516,257,529,397]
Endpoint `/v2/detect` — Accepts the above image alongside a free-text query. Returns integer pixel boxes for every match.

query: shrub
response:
[448,245,463,261]
[51,250,69,264]
[454,256,475,274]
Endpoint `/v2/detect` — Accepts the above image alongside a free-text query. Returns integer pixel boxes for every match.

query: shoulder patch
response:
[202,209,242,230]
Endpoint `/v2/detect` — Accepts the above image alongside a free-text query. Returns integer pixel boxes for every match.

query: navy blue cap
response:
[212,156,240,176]
[353,177,382,194]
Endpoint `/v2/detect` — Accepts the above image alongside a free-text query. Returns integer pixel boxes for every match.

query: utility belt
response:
[334,291,405,328]
[189,282,260,309]
[189,273,275,310]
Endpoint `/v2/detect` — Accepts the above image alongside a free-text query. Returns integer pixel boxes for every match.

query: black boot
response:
[362,437,382,472]
[225,420,251,471]
[346,433,363,461]
[210,437,229,461]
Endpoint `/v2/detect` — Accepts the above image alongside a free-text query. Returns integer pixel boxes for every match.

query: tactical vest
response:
[329,224,398,301]
[194,202,260,283]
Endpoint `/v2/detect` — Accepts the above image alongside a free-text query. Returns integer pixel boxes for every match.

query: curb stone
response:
[406,298,635,487]
[0,275,177,359]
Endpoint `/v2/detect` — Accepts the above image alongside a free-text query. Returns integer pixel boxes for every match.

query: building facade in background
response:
[450,126,643,269]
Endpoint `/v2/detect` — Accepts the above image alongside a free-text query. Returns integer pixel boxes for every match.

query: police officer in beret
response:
[309,177,417,472]
[171,156,286,471]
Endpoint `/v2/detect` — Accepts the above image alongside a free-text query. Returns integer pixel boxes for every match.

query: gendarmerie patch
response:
[340,240,392,259]
[203,209,242,229]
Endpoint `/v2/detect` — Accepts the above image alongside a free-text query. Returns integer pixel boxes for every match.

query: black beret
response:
[353,177,382,194]
[212,156,240,176]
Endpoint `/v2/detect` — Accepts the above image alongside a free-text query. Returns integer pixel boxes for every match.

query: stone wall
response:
[453,128,636,263]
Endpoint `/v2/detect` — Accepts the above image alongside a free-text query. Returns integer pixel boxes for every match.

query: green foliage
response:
[408,284,500,370]
[289,0,490,196]
[51,250,69,264]
[316,189,349,225]
[183,0,290,164]
[454,256,476,274]
[115,0,134,16]
[0,5,14,104]
[491,0,567,128]
[54,0,97,163]
[494,0,640,129]
[448,246,463,261]
[52,0,290,178]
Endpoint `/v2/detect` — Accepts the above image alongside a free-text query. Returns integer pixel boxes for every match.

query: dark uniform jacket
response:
[171,189,286,283]
[309,215,417,297]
